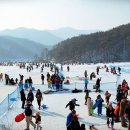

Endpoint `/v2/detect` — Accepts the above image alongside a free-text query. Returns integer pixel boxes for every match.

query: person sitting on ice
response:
[66,98,80,111]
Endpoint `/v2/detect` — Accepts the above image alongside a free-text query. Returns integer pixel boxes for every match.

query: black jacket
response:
[106,107,114,118]
[71,120,80,130]
[25,105,32,116]
[20,90,26,101]
[66,100,79,110]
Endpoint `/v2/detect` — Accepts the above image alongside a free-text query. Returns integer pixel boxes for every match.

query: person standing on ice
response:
[27,90,34,103]
[28,77,33,89]
[32,112,42,130]
[95,95,104,116]
[41,74,44,84]
[36,89,43,110]
[105,91,111,105]
[96,66,100,75]
[84,77,89,90]
[84,90,89,105]
[95,77,101,92]
[66,98,80,111]
[84,70,88,77]
[66,110,76,130]
[24,101,36,130]
[87,97,93,116]
[118,67,121,74]
[20,89,26,109]
[67,65,70,72]
[106,102,115,130]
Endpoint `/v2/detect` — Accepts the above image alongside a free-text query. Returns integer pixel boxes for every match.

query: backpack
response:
[80,124,86,130]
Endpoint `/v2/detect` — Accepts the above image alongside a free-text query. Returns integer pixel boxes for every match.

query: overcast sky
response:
[0,0,130,31]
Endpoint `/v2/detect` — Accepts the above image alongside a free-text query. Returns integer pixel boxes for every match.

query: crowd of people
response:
[1,62,130,130]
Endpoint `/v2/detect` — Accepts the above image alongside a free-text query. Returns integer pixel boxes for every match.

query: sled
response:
[92,99,102,109]
[72,89,82,93]
[41,104,48,109]
[10,98,17,101]
[43,90,52,94]
[32,87,35,91]
[15,113,25,122]
[43,90,57,94]
[114,105,119,116]
[89,125,98,130]
[112,101,117,105]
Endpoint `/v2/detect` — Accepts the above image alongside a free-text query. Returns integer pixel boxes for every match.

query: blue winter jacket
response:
[66,113,73,127]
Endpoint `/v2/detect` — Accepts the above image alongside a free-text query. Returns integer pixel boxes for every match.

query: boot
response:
[107,124,110,128]
[121,121,127,127]
[111,125,115,130]
[91,125,98,130]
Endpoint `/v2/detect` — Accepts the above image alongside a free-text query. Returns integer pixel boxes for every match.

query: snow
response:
[0,63,130,130]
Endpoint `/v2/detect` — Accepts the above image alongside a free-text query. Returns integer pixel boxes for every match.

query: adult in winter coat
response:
[27,90,34,103]
[28,77,33,89]
[84,77,88,91]
[20,89,26,109]
[85,90,89,105]
[47,72,50,80]
[84,70,87,77]
[55,76,60,91]
[119,99,128,127]
[126,101,130,130]
[87,97,93,116]
[96,66,100,75]
[122,80,129,98]
[95,78,101,92]
[116,90,124,102]
[66,98,80,111]
[71,115,80,130]
[66,110,76,130]
[106,103,115,130]
[36,89,43,110]
[41,74,44,84]
[24,102,36,130]
[67,66,70,72]
[105,91,111,105]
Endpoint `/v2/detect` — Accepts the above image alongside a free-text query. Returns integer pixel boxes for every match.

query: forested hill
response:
[0,36,45,61]
[50,23,130,63]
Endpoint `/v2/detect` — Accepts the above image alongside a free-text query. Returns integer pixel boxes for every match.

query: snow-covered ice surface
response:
[0,63,130,130]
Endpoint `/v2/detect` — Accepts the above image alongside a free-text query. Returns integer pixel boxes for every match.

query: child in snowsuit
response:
[33,112,42,130]
[106,102,115,130]
[95,95,104,116]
